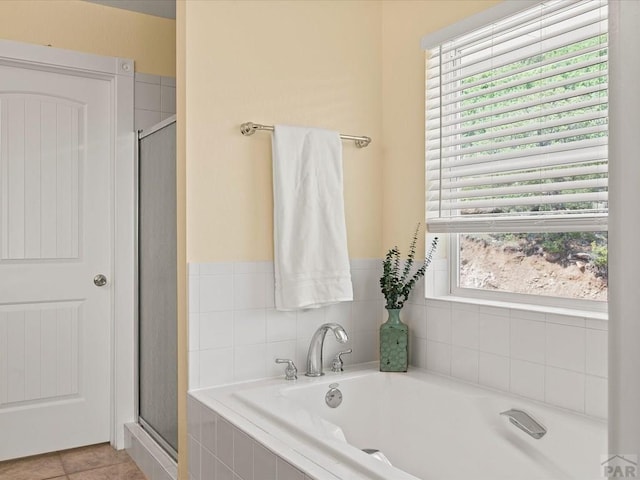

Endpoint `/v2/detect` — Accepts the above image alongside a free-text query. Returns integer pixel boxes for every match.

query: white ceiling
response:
[84,0,176,19]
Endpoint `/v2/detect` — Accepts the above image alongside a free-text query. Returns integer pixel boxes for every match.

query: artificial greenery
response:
[380,225,439,310]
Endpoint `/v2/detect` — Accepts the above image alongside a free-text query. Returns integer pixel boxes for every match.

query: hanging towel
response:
[272,125,353,311]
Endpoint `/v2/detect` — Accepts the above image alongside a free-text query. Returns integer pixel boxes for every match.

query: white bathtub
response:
[192,364,606,480]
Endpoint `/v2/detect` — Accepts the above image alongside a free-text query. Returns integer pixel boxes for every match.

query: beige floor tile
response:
[67,461,146,480]
[0,452,65,480]
[59,443,130,474]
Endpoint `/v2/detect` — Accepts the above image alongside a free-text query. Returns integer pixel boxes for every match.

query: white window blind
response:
[425,0,608,233]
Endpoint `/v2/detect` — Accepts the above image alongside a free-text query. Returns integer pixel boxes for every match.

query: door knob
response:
[93,274,108,287]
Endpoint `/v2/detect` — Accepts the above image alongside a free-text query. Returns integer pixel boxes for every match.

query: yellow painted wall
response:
[184,0,383,262]
[0,0,175,76]
[381,0,500,255]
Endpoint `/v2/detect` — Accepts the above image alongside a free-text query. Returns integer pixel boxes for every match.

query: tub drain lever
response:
[275,358,297,381]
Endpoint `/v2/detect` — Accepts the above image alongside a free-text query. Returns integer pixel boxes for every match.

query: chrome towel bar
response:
[240,121,371,148]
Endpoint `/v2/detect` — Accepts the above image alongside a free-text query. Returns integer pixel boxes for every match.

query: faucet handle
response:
[331,349,353,373]
[275,358,297,381]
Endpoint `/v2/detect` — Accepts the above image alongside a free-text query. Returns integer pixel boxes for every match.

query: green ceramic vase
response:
[379,308,408,372]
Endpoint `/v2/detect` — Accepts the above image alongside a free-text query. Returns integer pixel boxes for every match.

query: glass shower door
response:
[138,118,177,458]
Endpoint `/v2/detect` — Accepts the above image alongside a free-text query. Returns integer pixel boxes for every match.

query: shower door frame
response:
[135,115,178,460]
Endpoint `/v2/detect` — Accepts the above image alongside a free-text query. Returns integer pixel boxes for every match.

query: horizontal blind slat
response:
[439,177,607,201]
[429,163,608,189]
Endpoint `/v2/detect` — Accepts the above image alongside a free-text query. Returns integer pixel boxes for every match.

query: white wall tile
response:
[216,418,234,469]
[161,76,176,87]
[216,457,234,480]
[545,367,585,412]
[451,307,479,349]
[135,108,162,132]
[586,329,608,377]
[352,301,383,332]
[351,268,380,301]
[253,444,277,480]
[188,436,201,480]
[406,275,426,305]
[201,447,215,480]
[200,275,234,312]
[510,359,545,401]
[233,430,253,480]
[546,323,585,372]
[546,313,585,328]
[479,314,510,356]
[135,81,161,111]
[200,348,234,387]
[189,352,200,390]
[451,346,479,383]
[266,309,297,342]
[410,335,427,369]
[585,375,607,418]
[479,352,510,391]
[324,302,353,331]
[352,330,378,365]
[187,397,201,442]
[509,309,545,322]
[189,313,200,351]
[403,303,426,339]
[426,306,451,343]
[234,344,267,382]
[295,308,327,346]
[200,311,234,350]
[234,309,266,346]
[234,273,267,309]
[189,276,200,314]
[510,318,545,364]
[586,318,608,331]
[265,274,276,309]
[277,458,305,480]
[161,85,176,114]
[201,407,217,455]
[426,341,451,375]
[234,261,273,274]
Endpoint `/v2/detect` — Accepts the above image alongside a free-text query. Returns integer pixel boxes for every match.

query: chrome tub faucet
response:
[500,409,547,439]
[305,323,349,377]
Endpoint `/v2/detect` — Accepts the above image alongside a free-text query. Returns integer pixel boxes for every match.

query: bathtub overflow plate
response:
[325,383,343,408]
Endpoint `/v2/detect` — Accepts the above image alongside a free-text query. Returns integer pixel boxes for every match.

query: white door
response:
[0,62,112,460]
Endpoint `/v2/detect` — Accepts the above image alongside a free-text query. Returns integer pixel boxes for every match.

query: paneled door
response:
[0,61,112,460]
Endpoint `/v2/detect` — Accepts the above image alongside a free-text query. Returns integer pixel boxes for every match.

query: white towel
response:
[272,125,353,311]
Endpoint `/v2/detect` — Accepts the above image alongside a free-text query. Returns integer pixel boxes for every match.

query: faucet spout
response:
[305,323,349,377]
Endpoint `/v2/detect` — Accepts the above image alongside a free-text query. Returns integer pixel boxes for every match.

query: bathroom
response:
[1,0,640,479]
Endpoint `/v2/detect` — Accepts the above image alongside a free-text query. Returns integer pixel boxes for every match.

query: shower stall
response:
[137,116,178,459]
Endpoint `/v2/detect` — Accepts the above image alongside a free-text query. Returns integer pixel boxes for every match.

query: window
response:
[423,0,608,309]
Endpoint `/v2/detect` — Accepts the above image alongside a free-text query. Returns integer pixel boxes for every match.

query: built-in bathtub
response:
[189,363,606,480]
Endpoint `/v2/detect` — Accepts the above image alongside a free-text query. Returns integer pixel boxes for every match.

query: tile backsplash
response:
[403,293,608,419]
[188,259,383,390]
[188,259,608,419]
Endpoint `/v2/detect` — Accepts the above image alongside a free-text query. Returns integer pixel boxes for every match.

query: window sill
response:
[425,294,608,322]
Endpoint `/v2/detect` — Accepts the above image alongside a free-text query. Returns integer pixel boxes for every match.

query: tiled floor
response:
[0,443,147,480]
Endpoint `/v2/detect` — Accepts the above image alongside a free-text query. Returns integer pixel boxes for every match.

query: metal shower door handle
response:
[93,274,108,287]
